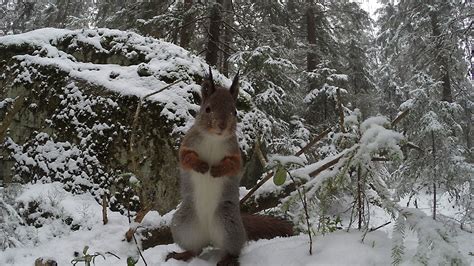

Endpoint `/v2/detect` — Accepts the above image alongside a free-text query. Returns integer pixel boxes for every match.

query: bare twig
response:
[125,206,152,242]
[130,98,142,174]
[130,79,183,174]
[391,109,410,127]
[222,20,247,40]
[404,142,423,152]
[105,252,120,260]
[287,171,313,255]
[254,137,268,166]
[127,203,148,266]
[357,165,363,230]
[143,79,183,100]
[369,221,392,232]
[346,199,358,232]
[205,34,235,56]
[371,157,389,162]
[126,80,182,241]
[295,128,331,156]
[131,79,182,171]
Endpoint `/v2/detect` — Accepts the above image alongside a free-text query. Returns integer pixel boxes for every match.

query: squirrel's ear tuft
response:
[230,70,239,102]
[201,66,216,102]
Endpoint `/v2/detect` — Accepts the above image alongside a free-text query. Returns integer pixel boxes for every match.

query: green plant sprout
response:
[71,246,105,266]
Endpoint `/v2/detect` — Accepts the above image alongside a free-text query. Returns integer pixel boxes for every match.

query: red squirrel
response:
[166,67,293,266]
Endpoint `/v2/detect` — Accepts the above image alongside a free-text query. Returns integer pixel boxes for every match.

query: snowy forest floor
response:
[1,182,472,265]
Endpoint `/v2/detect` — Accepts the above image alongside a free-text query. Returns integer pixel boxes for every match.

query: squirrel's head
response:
[196,67,239,136]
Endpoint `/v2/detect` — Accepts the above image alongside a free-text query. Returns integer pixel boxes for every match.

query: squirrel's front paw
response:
[211,157,240,177]
[210,164,226,177]
[194,161,209,174]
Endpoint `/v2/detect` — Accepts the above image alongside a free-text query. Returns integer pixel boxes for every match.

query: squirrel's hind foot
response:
[217,253,239,266]
[165,250,196,262]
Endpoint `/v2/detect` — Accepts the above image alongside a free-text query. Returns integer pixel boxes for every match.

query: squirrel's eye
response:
[205,107,211,113]
[233,110,237,116]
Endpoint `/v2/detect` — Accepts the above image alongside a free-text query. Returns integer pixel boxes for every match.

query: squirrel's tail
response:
[241,213,294,241]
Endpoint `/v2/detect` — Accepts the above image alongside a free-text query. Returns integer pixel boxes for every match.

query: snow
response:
[2,170,473,266]
[328,73,348,81]
[357,122,404,161]
[360,116,389,133]
[1,183,395,266]
[0,28,71,46]
[269,154,307,167]
[0,98,14,109]
[256,81,286,106]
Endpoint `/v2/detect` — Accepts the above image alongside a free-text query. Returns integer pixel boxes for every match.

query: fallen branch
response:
[309,153,344,177]
[140,226,174,249]
[240,171,274,206]
[241,152,344,213]
[240,128,331,205]
[241,149,396,214]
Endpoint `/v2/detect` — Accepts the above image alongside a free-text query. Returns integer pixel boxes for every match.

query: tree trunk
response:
[14,1,35,33]
[306,0,317,80]
[55,0,71,27]
[357,164,363,230]
[179,0,195,49]
[205,0,223,67]
[221,0,233,76]
[431,130,437,220]
[429,6,452,103]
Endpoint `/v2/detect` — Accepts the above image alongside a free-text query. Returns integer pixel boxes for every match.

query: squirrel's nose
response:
[218,122,226,130]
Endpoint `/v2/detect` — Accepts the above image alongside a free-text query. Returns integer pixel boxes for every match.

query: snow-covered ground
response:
[1,182,472,265]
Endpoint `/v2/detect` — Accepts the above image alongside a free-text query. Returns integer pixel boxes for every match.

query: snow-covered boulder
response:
[0,28,243,213]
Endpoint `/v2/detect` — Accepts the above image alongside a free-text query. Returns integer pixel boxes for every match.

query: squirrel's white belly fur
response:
[190,134,229,248]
